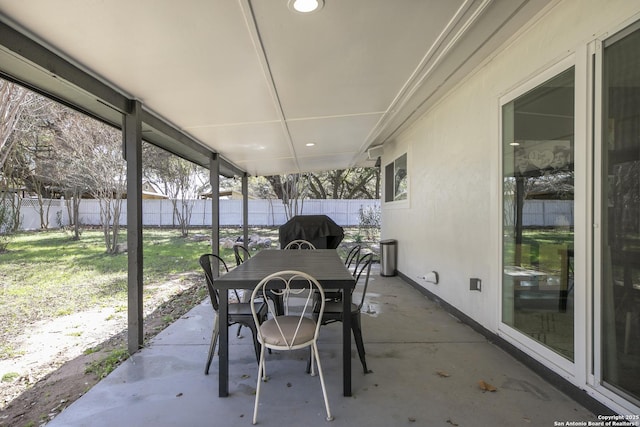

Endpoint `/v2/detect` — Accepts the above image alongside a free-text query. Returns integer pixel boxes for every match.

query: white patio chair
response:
[250,270,332,424]
[283,239,316,250]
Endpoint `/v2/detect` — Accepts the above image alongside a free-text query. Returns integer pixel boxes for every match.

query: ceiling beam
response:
[240,0,300,172]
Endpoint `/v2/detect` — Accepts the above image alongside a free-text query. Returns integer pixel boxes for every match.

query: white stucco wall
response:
[382,0,640,333]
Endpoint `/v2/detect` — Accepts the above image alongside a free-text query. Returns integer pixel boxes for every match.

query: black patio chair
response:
[309,252,374,374]
[324,245,366,303]
[233,243,251,266]
[344,244,361,270]
[234,243,284,316]
[199,253,267,375]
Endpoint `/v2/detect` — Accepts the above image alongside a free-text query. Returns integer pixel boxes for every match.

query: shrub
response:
[0,200,18,252]
[358,205,381,241]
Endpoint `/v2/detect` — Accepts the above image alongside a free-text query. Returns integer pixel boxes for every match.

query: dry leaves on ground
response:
[478,380,497,392]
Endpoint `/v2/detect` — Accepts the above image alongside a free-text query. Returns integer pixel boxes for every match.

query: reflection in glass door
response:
[502,68,575,361]
[601,25,640,402]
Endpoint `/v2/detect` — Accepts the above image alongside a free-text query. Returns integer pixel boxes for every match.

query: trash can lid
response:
[380,239,397,245]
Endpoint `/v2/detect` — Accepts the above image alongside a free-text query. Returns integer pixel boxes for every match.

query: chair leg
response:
[205,316,220,375]
[312,342,333,421]
[305,347,312,374]
[351,314,371,374]
[246,322,261,363]
[253,344,266,425]
[237,324,243,337]
[310,346,316,376]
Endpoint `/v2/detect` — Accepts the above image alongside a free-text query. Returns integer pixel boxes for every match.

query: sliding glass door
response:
[502,68,575,361]
[601,24,640,403]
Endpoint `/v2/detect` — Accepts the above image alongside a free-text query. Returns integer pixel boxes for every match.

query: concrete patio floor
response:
[47,265,599,427]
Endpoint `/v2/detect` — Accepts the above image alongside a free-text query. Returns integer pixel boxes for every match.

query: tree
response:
[261,168,380,220]
[265,174,308,220]
[143,143,207,237]
[306,168,380,199]
[0,79,39,242]
[1,89,60,229]
[0,80,31,170]
[47,105,93,240]
[55,110,126,253]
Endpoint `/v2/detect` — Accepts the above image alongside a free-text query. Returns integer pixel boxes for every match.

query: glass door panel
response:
[601,25,640,402]
[502,68,575,361]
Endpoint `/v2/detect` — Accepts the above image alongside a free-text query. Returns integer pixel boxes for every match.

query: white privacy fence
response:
[521,200,574,227]
[14,198,67,230]
[13,198,381,230]
[11,198,573,231]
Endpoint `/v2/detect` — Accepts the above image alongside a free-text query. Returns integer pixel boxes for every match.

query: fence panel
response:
[14,198,575,231]
[15,198,381,230]
[19,198,69,230]
[522,200,574,227]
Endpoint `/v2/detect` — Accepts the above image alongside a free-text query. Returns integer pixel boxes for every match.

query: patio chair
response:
[283,239,316,250]
[233,243,251,266]
[311,252,374,374]
[198,254,267,375]
[234,243,284,316]
[250,270,333,424]
[344,244,361,270]
[324,245,364,303]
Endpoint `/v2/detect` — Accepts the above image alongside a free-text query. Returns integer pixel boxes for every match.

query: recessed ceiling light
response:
[305,142,316,147]
[288,0,324,13]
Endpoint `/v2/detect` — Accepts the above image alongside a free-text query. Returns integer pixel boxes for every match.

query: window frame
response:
[497,54,577,375]
[384,152,409,204]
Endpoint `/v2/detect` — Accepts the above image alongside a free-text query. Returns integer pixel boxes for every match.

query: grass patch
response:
[504,228,573,273]
[0,344,25,359]
[84,348,130,379]
[0,228,214,347]
[83,347,101,355]
[2,372,20,382]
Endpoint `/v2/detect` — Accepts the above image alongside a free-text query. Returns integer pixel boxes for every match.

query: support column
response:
[210,153,228,396]
[242,173,249,246]
[124,100,143,355]
[210,153,220,256]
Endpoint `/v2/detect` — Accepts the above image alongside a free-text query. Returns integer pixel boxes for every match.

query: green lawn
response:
[503,228,573,273]
[0,226,376,358]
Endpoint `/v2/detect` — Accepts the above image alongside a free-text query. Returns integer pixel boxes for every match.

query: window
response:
[385,153,407,202]
[502,67,575,361]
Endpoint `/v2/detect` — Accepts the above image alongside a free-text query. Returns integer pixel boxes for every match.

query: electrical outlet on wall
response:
[470,278,481,291]
[422,271,439,284]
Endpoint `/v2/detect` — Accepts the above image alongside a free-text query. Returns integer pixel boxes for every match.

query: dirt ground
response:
[0,273,204,427]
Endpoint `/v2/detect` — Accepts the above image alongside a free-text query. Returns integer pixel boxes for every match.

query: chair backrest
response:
[283,239,316,250]
[233,244,251,266]
[198,253,230,311]
[352,252,373,311]
[345,245,361,269]
[250,270,325,350]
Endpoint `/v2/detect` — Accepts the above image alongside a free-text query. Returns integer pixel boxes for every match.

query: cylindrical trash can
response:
[380,239,397,277]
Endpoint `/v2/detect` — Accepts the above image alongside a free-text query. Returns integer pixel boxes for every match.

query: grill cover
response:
[278,215,344,249]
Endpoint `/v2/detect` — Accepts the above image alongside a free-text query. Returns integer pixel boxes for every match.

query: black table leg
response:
[219,289,229,397]
[343,286,352,396]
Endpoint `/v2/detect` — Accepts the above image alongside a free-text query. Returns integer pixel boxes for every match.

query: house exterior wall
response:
[381,0,640,414]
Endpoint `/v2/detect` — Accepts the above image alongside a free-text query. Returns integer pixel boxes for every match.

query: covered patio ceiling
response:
[0,0,553,177]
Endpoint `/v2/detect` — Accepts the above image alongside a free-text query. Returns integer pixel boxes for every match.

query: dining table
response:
[213,249,356,397]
